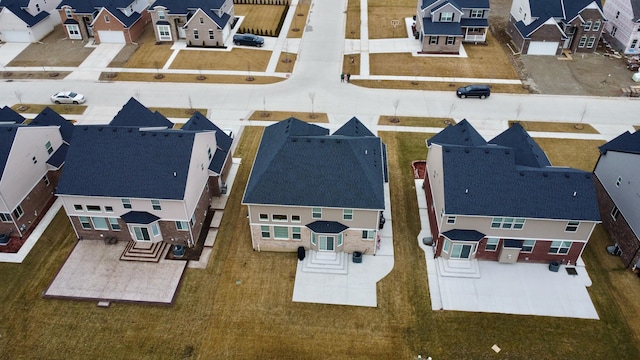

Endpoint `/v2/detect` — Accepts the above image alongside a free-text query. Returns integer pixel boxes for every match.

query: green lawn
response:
[0,130,639,358]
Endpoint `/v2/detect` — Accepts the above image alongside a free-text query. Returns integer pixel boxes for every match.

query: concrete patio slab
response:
[45,240,187,304]
[414,179,600,319]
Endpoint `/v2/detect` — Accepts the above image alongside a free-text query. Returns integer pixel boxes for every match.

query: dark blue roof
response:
[29,107,75,144]
[427,119,486,146]
[101,7,142,28]
[1,0,49,26]
[109,98,173,128]
[442,229,485,241]
[182,111,232,174]
[422,21,463,36]
[243,118,385,210]
[0,125,21,180]
[0,106,25,124]
[57,0,137,13]
[513,17,555,38]
[489,123,551,168]
[121,211,160,224]
[56,126,197,200]
[599,130,640,155]
[455,0,489,8]
[199,8,231,28]
[441,145,600,221]
[47,143,69,169]
[306,221,348,234]
[460,18,488,27]
[63,18,79,24]
[518,0,603,38]
[333,117,375,137]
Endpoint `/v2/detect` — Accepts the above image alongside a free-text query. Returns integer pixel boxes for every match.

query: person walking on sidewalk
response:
[340,73,345,82]
[346,73,351,83]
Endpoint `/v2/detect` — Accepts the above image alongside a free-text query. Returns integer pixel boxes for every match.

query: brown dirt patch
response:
[7,25,94,67]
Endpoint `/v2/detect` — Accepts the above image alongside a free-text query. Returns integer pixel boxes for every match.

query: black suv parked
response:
[233,34,264,47]
[456,84,491,99]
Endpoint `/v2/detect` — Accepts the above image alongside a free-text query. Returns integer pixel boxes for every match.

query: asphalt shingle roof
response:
[29,107,75,144]
[599,130,640,155]
[489,122,551,168]
[47,143,69,169]
[243,118,386,210]
[422,21,463,36]
[182,111,232,174]
[427,119,486,146]
[442,229,485,241]
[150,0,227,13]
[121,211,160,224]
[306,221,349,234]
[0,0,49,26]
[0,125,21,180]
[109,98,173,128]
[0,106,25,124]
[56,126,197,200]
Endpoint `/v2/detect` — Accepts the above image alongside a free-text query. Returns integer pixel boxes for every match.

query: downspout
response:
[247,205,256,250]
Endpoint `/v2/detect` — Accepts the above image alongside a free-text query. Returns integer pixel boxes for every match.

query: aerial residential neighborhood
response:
[0,0,640,358]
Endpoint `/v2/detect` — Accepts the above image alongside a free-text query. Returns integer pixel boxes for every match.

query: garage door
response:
[2,30,31,42]
[97,30,125,43]
[527,41,559,55]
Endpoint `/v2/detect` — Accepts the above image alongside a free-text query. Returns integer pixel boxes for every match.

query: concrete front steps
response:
[301,250,349,275]
[436,257,480,278]
[120,241,168,262]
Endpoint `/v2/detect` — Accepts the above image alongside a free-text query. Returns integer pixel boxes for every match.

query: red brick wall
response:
[507,16,526,52]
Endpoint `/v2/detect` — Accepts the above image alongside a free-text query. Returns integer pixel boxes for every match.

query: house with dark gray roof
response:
[593,130,640,270]
[148,0,236,47]
[603,0,640,54]
[506,0,605,55]
[242,117,387,256]
[424,120,600,265]
[414,0,490,54]
[0,107,70,239]
[56,100,226,256]
[0,0,60,42]
[0,106,26,124]
[56,0,150,44]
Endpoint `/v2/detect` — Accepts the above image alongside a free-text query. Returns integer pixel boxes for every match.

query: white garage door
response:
[527,41,559,55]
[98,30,125,43]
[2,30,31,42]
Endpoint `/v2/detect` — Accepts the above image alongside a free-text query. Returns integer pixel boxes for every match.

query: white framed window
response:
[261,225,270,238]
[259,213,269,221]
[446,36,455,45]
[109,218,120,230]
[578,36,587,48]
[491,217,525,229]
[586,36,596,48]
[199,17,204,24]
[521,240,535,252]
[612,26,618,37]
[362,230,375,240]
[122,199,132,209]
[291,215,301,223]
[132,226,151,241]
[151,223,160,237]
[43,175,50,186]
[193,29,199,40]
[565,221,580,232]
[45,141,53,154]
[440,12,453,22]
[611,206,620,220]
[157,10,165,20]
[470,9,483,18]
[443,238,451,253]
[208,29,214,40]
[190,213,196,226]
[311,233,316,246]
[485,238,499,251]
[91,217,109,230]
[312,208,321,219]
[616,11,620,19]
[593,20,601,32]
[337,233,343,247]
[13,205,24,219]
[583,20,592,31]
[272,214,288,222]
[617,177,622,187]
[0,213,11,222]
[292,227,301,240]
[343,209,353,221]
[446,216,456,224]
[429,36,439,45]
[104,15,110,23]
[32,156,37,164]
[86,205,101,212]
[105,206,114,213]
[65,8,73,18]
[207,147,212,160]
[74,204,83,211]
[549,240,571,254]
[151,200,161,211]
[273,226,288,239]
[158,25,171,41]
[79,216,91,229]
[632,39,639,49]
[176,221,189,231]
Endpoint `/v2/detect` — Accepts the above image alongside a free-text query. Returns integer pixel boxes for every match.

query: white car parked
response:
[51,91,86,104]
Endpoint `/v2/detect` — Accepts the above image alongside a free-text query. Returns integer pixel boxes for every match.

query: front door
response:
[451,243,473,259]
[66,24,81,40]
[319,235,335,252]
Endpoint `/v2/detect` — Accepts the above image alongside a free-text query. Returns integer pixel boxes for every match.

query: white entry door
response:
[66,24,82,40]
[318,236,335,252]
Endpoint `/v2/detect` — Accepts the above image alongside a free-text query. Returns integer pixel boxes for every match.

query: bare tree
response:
[392,99,400,122]
[308,92,316,118]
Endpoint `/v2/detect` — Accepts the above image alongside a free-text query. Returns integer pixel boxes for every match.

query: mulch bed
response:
[412,160,426,179]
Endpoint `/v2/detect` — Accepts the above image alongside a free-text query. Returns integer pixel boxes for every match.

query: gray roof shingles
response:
[599,130,640,155]
[109,98,173,128]
[182,111,232,174]
[0,106,25,124]
[29,107,75,144]
[243,118,386,210]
